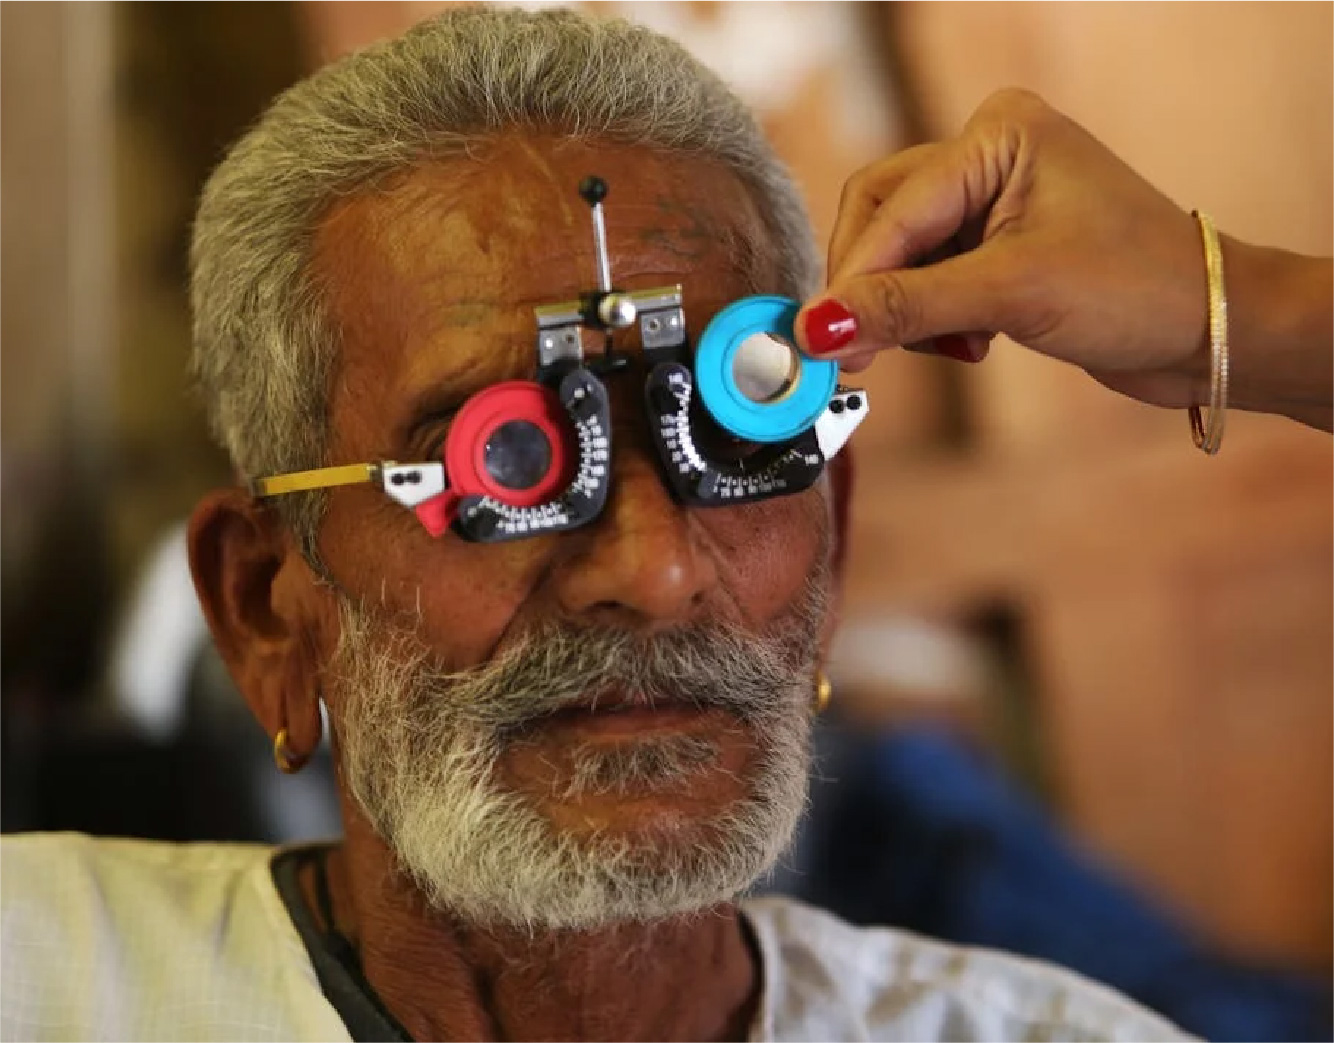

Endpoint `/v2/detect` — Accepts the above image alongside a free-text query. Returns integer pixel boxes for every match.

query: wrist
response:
[1221,235,1333,424]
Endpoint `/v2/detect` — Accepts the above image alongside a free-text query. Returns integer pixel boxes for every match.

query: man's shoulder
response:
[2,831,280,934]
[1,833,346,1042]
[741,895,1191,1042]
[3,829,274,885]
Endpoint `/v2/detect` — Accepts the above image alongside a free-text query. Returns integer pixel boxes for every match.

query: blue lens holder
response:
[693,295,839,444]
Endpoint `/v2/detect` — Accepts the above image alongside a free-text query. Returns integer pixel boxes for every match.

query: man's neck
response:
[316,814,762,1043]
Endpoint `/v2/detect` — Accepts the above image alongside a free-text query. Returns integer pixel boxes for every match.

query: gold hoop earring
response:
[273,727,311,775]
[813,671,832,714]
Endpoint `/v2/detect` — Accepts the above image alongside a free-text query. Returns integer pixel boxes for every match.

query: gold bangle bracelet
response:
[1189,210,1229,455]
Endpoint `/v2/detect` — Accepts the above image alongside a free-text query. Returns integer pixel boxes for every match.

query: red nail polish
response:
[934,334,976,363]
[804,300,859,355]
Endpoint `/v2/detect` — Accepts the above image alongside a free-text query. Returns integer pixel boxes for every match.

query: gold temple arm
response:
[250,462,381,498]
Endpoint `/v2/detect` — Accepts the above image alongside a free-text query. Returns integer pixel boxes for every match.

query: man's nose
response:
[549,447,720,629]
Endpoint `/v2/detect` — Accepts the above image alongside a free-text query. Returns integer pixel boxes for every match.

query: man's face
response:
[306,136,834,929]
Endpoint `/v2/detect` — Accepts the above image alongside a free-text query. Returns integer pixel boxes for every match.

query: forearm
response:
[1224,238,1333,431]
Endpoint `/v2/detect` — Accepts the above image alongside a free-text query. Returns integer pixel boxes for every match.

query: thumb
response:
[797,249,1008,358]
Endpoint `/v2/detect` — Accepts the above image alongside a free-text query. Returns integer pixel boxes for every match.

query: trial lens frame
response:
[250,175,867,542]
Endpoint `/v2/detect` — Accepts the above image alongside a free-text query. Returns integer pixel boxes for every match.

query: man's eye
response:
[425,428,450,459]
[417,414,459,459]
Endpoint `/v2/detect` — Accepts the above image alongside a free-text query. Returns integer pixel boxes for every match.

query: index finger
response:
[832,138,992,284]
[826,144,939,279]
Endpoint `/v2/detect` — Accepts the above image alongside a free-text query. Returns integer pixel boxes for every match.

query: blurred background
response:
[2,2,1330,1038]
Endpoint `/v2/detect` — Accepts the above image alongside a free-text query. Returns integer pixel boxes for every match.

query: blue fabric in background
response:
[767,722,1332,1043]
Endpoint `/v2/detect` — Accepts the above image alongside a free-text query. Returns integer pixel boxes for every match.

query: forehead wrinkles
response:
[310,142,785,455]
[373,139,778,295]
[314,141,779,344]
[311,163,498,458]
[312,163,486,358]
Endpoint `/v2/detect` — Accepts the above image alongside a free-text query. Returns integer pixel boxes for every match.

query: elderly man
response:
[3,8,1185,1042]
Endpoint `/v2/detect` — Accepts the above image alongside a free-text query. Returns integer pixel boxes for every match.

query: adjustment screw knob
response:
[597,293,637,329]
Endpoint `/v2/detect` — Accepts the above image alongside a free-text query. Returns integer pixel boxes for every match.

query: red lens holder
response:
[414,381,575,537]
[449,381,573,506]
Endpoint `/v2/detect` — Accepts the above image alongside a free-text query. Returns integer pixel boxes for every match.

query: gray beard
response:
[329,566,828,932]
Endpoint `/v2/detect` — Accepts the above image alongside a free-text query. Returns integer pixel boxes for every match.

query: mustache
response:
[331,571,829,739]
[385,615,819,737]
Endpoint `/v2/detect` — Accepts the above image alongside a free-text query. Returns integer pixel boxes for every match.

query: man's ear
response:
[187,489,326,761]
[819,445,855,659]
[827,445,854,579]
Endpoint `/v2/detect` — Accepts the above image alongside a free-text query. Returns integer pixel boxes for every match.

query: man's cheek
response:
[706,498,827,602]
[411,554,551,666]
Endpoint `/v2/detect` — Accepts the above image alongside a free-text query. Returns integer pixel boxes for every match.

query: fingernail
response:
[803,300,859,355]
[934,334,979,363]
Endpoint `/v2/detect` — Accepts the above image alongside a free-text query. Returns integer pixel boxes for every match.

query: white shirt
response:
[1,833,1189,1042]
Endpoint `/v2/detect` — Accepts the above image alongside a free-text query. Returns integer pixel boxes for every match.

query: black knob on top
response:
[578,176,608,206]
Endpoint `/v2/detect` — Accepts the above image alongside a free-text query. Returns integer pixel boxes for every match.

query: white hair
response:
[189,5,819,551]
[331,564,827,931]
